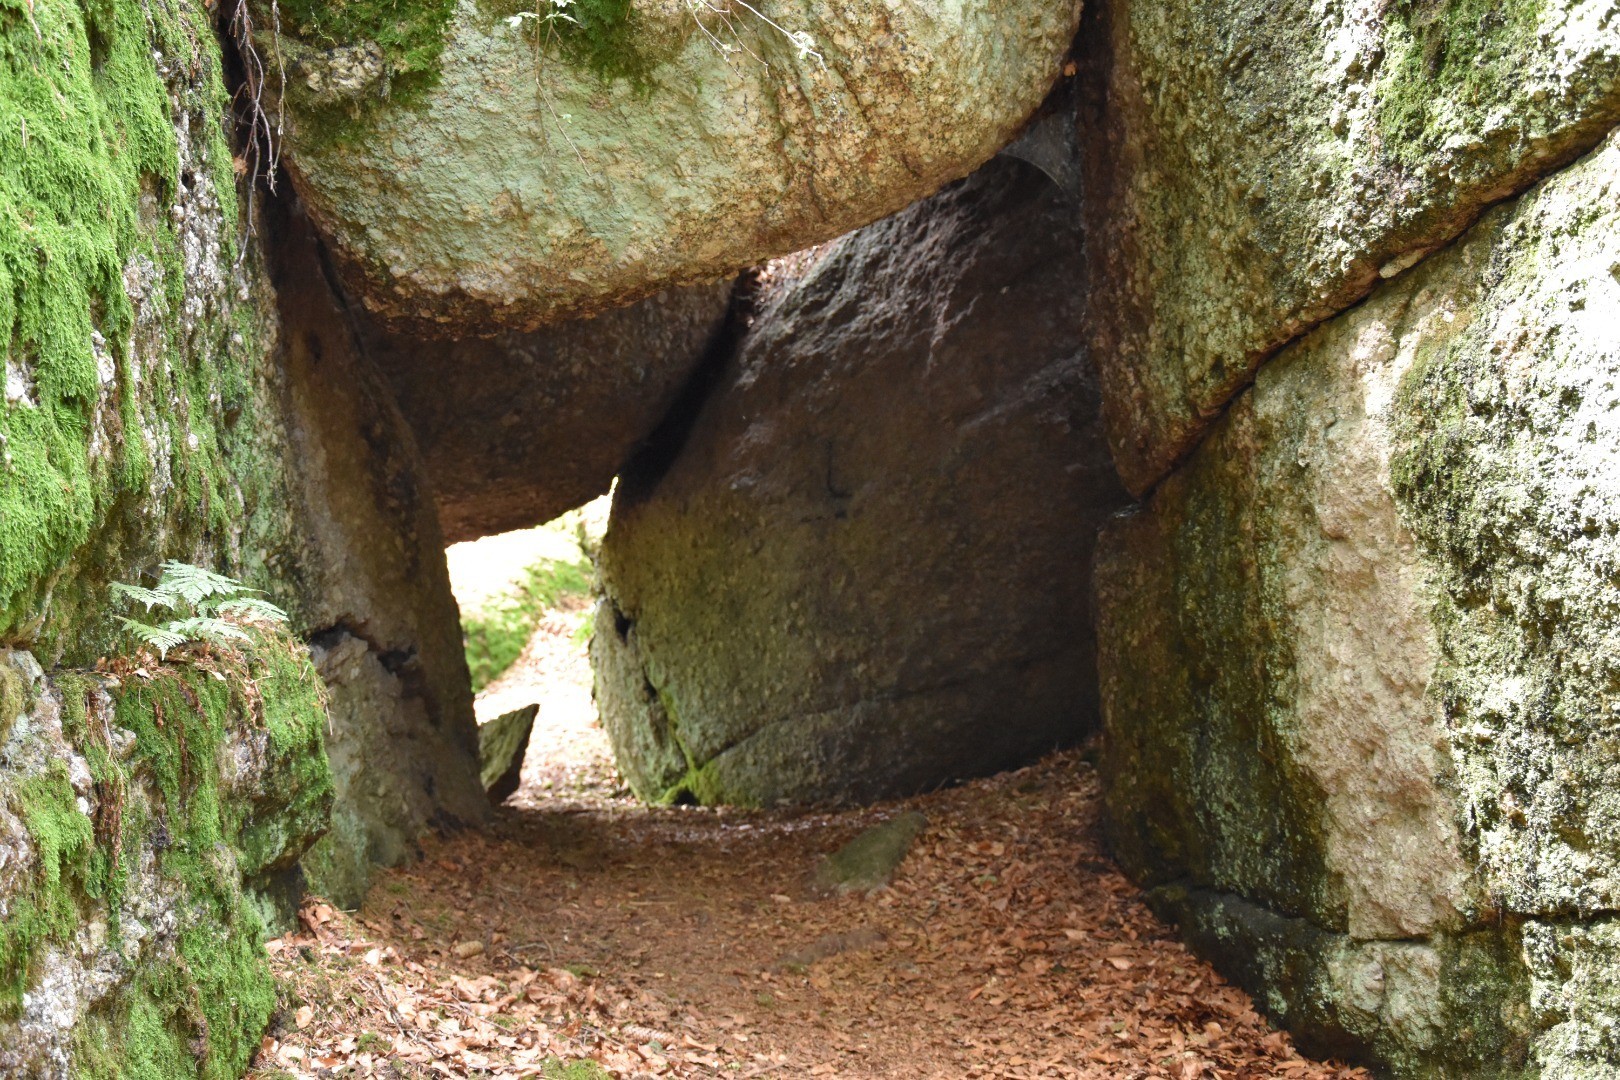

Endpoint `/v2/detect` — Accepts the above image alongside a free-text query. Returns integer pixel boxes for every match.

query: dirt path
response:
[253,604,1370,1080]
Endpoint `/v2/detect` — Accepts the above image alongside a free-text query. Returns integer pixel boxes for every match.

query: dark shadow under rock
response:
[366,281,734,544]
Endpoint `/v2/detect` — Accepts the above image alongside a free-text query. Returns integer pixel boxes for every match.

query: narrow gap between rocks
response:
[253,507,1371,1080]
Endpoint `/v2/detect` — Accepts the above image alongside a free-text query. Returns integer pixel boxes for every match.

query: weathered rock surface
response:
[268,0,1082,332]
[1096,130,1620,1076]
[373,281,734,543]
[0,641,330,1078]
[592,155,1128,806]
[269,202,490,909]
[479,703,538,804]
[1081,0,1620,491]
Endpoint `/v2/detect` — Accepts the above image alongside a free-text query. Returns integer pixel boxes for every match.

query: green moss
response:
[540,1058,613,1079]
[479,0,664,90]
[1377,0,1545,161]
[0,658,29,741]
[0,0,264,662]
[0,765,94,1009]
[273,0,456,98]
[4,629,331,1075]
[462,555,591,693]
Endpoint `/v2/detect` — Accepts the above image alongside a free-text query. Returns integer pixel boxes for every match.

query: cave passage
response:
[251,514,1369,1080]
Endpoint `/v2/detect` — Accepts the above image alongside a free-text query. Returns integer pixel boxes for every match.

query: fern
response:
[156,560,251,606]
[119,619,188,659]
[216,597,291,623]
[109,582,176,613]
[109,562,289,660]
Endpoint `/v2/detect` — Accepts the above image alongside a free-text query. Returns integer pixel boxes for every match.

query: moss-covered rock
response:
[1095,130,1620,1075]
[0,0,285,662]
[266,0,1082,333]
[0,637,331,1078]
[0,0,489,992]
[593,157,1128,806]
[1081,0,1620,491]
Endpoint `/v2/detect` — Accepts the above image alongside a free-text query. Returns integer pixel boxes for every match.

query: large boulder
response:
[1079,0,1620,491]
[264,0,1082,332]
[1095,130,1620,1076]
[371,280,734,543]
[592,155,1128,806]
[267,201,490,909]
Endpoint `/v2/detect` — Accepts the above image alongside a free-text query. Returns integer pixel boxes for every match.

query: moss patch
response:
[273,0,456,98]
[1,630,331,1077]
[1377,0,1546,160]
[0,0,268,662]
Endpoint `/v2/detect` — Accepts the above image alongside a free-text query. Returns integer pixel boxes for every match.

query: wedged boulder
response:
[264,0,1082,332]
[479,703,539,804]
[1095,131,1620,1076]
[592,155,1128,807]
[371,280,734,543]
[1079,0,1620,491]
[0,640,331,1077]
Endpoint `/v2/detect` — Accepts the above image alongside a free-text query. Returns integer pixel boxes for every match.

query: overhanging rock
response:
[265,0,1083,332]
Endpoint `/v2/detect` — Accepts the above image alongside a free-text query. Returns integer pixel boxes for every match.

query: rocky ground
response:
[249,572,1369,1080]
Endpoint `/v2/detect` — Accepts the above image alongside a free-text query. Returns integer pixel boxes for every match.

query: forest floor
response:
[250,559,1370,1080]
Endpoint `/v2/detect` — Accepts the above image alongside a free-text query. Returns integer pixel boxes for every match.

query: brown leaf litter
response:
[251,748,1370,1079]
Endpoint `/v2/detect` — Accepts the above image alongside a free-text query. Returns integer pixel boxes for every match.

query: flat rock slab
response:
[480,703,540,804]
[812,811,928,895]
[271,0,1081,332]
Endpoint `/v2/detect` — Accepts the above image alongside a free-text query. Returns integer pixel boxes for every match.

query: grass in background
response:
[463,557,593,693]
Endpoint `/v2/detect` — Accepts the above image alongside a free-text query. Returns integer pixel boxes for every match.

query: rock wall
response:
[0,0,278,662]
[1096,130,1620,1076]
[0,637,330,1079]
[0,0,487,1067]
[592,155,1128,806]
[263,0,1082,331]
[265,201,488,909]
[371,280,734,544]
[1081,0,1620,492]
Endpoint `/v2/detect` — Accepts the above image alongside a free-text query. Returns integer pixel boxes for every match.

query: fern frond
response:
[109,582,176,613]
[217,597,290,625]
[120,618,187,660]
[158,561,250,606]
[165,617,252,647]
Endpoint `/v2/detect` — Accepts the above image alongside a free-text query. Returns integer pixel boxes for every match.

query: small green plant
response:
[111,561,290,660]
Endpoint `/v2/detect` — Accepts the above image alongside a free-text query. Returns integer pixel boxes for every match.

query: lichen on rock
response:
[1081,0,1620,492]
[268,0,1083,332]
[1095,129,1620,1076]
